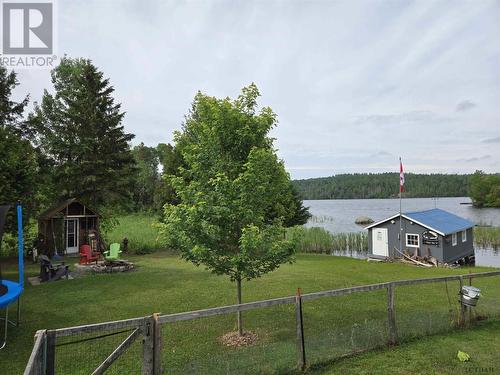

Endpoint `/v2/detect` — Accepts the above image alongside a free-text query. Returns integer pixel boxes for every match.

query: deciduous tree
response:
[159,84,297,336]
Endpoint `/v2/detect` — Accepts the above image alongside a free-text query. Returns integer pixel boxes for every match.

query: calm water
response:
[304,197,500,267]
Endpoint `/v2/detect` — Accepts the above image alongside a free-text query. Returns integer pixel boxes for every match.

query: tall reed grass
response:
[474,226,500,249]
[287,226,368,254]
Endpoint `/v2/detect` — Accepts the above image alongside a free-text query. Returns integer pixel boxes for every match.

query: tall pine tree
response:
[0,66,39,224]
[30,57,135,209]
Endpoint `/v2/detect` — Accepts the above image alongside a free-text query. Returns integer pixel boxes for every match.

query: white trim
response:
[65,215,98,218]
[462,230,467,242]
[365,213,448,236]
[405,233,420,248]
[364,214,400,230]
[452,233,457,246]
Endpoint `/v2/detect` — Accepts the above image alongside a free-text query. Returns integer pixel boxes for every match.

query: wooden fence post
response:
[295,288,306,371]
[459,276,466,327]
[142,317,154,374]
[45,330,56,375]
[153,313,162,375]
[387,283,398,345]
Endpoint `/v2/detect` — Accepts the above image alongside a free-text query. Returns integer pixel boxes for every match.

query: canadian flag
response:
[400,158,405,193]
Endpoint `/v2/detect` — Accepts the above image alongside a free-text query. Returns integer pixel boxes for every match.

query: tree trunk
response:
[236,277,243,336]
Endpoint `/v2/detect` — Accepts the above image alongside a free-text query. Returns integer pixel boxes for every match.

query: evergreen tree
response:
[0,67,38,228]
[0,66,29,135]
[29,57,135,209]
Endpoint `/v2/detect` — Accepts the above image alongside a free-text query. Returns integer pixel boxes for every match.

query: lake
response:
[303,197,500,267]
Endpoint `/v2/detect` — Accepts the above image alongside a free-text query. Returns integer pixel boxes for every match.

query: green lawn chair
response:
[104,243,122,261]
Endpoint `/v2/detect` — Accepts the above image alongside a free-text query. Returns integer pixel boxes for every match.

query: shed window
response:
[462,230,467,242]
[452,233,457,246]
[406,233,419,248]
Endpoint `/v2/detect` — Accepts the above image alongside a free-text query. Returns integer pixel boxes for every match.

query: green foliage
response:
[474,226,500,248]
[293,173,469,200]
[130,142,161,211]
[159,84,297,285]
[0,127,38,218]
[154,142,183,210]
[287,226,368,254]
[0,65,29,134]
[468,170,500,208]
[0,66,40,231]
[104,214,160,254]
[28,57,135,210]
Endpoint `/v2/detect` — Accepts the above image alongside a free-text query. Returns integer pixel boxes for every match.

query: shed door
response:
[372,228,388,257]
[65,218,79,254]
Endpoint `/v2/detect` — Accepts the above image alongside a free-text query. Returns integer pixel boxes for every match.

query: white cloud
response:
[11,0,500,179]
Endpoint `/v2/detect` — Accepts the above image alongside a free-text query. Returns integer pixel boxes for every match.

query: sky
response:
[12,0,500,179]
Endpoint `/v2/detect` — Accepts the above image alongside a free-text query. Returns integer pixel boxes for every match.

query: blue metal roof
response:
[403,208,474,235]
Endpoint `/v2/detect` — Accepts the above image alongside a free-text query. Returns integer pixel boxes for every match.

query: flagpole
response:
[399,157,402,257]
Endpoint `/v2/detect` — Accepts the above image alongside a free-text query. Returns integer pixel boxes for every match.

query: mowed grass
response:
[0,253,499,374]
[312,318,500,375]
[105,214,161,253]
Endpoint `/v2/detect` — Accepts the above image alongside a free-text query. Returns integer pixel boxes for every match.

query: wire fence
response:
[24,270,500,375]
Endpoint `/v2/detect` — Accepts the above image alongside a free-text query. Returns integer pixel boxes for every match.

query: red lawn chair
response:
[79,244,99,265]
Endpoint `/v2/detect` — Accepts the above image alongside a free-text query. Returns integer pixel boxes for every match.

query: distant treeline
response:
[293,173,469,200]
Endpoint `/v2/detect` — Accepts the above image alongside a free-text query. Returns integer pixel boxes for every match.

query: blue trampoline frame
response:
[0,203,24,350]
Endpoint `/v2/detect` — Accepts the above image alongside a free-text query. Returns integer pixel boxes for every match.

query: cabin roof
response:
[365,208,474,236]
[404,208,474,236]
[39,198,98,220]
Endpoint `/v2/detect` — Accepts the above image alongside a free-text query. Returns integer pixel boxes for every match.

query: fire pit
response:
[92,259,135,273]
[75,259,135,274]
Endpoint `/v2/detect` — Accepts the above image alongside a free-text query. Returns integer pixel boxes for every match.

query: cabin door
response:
[372,228,388,257]
[65,218,79,254]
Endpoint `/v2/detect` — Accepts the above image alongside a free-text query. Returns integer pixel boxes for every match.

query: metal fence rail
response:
[24,270,500,374]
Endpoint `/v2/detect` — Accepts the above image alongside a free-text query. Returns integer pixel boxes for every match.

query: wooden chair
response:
[79,244,99,265]
[103,243,122,261]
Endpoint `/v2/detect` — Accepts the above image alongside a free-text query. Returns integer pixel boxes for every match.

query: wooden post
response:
[468,272,472,324]
[141,317,154,375]
[152,313,162,375]
[458,276,467,327]
[387,283,398,345]
[295,288,306,371]
[45,330,56,375]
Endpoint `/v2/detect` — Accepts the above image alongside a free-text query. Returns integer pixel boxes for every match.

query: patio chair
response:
[39,255,69,282]
[79,244,99,265]
[104,243,122,261]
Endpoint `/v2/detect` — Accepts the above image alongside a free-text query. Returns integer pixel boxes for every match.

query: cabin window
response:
[406,233,419,247]
[462,230,467,242]
[452,233,457,246]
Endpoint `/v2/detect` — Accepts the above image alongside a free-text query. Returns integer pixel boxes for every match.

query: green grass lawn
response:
[104,213,161,253]
[312,318,500,375]
[1,253,499,374]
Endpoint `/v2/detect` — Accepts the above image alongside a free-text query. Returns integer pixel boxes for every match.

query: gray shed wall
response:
[368,216,473,263]
[368,217,443,260]
[442,228,474,263]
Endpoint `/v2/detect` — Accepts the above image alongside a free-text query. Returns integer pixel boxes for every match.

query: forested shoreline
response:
[293,173,469,200]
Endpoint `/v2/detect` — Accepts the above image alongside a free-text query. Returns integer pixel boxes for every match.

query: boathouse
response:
[38,199,102,256]
[365,208,474,264]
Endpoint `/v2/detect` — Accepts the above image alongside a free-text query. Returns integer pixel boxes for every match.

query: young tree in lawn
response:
[29,57,135,209]
[159,84,297,336]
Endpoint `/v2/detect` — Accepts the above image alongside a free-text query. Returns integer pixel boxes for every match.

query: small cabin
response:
[365,208,474,264]
[38,199,102,256]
